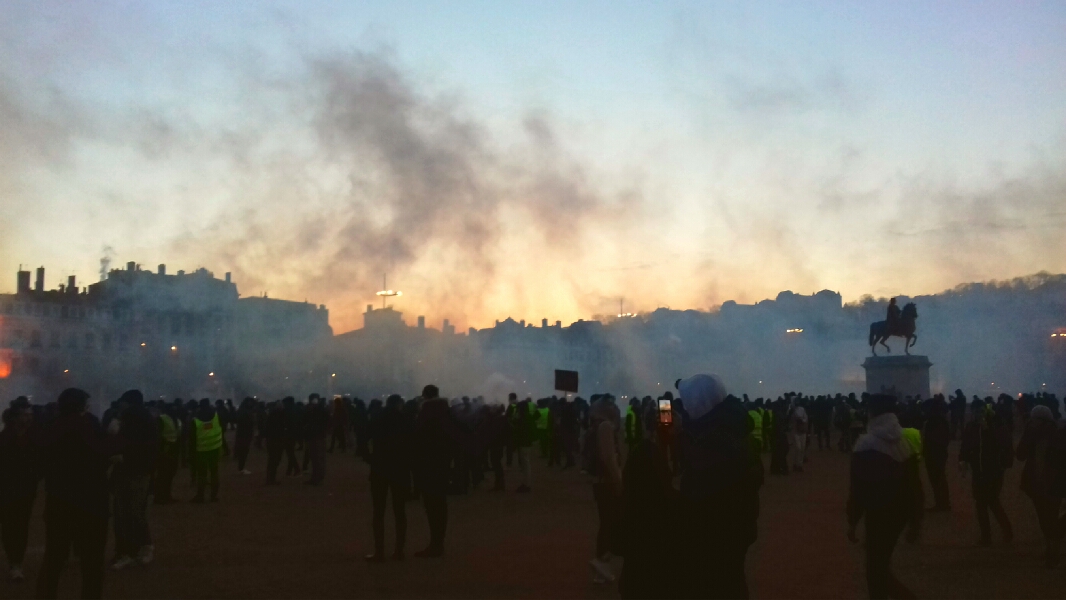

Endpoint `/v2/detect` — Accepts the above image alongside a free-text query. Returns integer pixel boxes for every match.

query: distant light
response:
[758,381,763,384]
[63,369,69,373]
[332,373,336,377]
[786,328,804,333]
[140,342,146,347]
[171,345,177,351]
[616,312,634,318]
[209,372,215,377]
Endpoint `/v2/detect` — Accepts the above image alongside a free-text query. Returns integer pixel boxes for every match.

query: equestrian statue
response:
[868,297,918,356]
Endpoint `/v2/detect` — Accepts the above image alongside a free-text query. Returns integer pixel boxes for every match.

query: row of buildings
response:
[3,263,1064,408]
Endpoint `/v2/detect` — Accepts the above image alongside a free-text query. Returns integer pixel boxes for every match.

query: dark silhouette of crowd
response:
[0,381,1063,599]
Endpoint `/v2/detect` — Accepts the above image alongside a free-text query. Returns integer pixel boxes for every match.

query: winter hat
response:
[676,374,727,421]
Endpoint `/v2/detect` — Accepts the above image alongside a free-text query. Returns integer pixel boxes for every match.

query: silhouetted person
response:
[675,375,762,599]
[234,398,256,475]
[264,401,287,485]
[413,385,456,558]
[923,396,952,512]
[619,404,678,599]
[1016,405,1061,567]
[886,297,901,332]
[37,388,118,599]
[586,396,623,584]
[304,394,329,485]
[481,404,509,490]
[154,404,180,504]
[328,397,349,453]
[110,390,158,569]
[283,397,301,476]
[847,394,922,600]
[365,394,412,562]
[960,399,1013,545]
[0,398,37,582]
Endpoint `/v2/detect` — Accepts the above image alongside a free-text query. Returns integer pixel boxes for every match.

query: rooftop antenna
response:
[376,273,402,309]
[617,298,633,318]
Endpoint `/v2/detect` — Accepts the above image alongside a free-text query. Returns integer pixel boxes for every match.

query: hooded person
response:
[846,394,922,600]
[674,374,763,600]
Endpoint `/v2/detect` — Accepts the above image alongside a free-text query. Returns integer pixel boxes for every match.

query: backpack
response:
[582,424,600,476]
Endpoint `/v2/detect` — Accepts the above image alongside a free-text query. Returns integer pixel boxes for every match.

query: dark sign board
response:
[554,369,579,393]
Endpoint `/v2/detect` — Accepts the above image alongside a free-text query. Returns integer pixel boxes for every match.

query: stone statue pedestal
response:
[862,355,932,399]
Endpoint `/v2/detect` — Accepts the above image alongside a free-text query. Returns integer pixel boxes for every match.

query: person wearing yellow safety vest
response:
[900,424,924,541]
[747,403,764,452]
[154,404,181,505]
[189,399,223,503]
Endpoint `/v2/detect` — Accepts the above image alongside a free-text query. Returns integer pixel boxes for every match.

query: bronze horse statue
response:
[869,302,918,356]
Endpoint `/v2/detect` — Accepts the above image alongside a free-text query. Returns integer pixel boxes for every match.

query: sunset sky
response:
[2,1,1065,333]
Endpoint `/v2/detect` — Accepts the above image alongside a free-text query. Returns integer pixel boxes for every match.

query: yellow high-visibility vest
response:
[193,413,223,452]
[901,427,922,462]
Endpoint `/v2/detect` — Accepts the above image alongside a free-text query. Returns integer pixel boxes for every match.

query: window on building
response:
[102,333,112,349]
[85,333,95,349]
[50,332,61,348]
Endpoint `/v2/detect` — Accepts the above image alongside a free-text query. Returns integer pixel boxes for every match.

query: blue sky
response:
[2,1,1064,331]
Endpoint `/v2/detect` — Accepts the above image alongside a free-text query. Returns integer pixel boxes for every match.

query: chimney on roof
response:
[35,267,44,292]
[67,275,77,295]
[126,261,135,272]
[177,270,185,276]
[555,320,561,328]
[366,304,373,314]
[158,264,166,275]
[417,316,425,329]
[17,269,30,294]
[225,272,231,283]
[520,319,525,327]
[542,318,548,328]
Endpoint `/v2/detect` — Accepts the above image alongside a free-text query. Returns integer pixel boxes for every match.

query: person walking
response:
[365,394,413,562]
[959,399,1014,545]
[1015,405,1062,567]
[846,394,922,600]
[0,398,38,582]
[110,390,158,569]
[37,388,119,599]
[413,385,457,558]
[189,399,223,503]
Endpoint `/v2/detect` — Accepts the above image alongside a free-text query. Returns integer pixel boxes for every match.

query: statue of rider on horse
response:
[869,297,918,356]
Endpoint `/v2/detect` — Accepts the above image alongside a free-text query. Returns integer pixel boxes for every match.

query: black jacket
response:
[367,406,413,482]
[39,413,118,520]
[847,414,922,533]
[413,399,458,494]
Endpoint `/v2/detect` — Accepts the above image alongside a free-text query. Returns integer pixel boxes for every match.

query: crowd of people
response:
[0,380,1064,599]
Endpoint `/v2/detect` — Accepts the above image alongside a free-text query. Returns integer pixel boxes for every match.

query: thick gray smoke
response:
[178,51,647,330]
